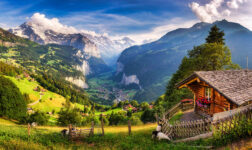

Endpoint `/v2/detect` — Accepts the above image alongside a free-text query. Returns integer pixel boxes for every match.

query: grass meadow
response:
[0,118,209,150]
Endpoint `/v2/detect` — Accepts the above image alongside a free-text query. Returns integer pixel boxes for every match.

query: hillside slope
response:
[4,75,83,113]
[0,27,92,88]
[116,20,252,102]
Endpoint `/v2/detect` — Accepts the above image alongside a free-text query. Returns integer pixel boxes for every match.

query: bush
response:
[130,116,143,125]
[108,112,127,125]
[127,110,132,118]
[57,108,82,126]
[0,76,27,120]
[140,102,149,111]
[82,115,99,126]
[141,109,156,124]
[28,111,49,125]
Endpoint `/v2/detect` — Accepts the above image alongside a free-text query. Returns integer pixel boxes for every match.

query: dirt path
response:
[28,99,40,106]
[28,95,42,106]
[180,109,202,122]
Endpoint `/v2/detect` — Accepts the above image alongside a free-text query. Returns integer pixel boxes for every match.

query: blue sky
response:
[0,0,251,42]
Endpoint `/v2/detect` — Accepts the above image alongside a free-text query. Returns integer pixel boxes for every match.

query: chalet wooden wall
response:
[188,79,238,116]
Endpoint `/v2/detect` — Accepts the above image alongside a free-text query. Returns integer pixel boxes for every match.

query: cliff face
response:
[65,77,88,88]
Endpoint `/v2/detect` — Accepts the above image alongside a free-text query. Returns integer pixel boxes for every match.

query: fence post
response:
[155,113,159,125]
[91,121,94,136]
[100,114,105,136]
[128,120,131,136]
[68,124,72,140]
[27,123,31,137]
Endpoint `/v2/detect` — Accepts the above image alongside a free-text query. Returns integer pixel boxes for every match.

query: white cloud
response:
[27,13,78,37]
[189,0,225,22]
[189,0,252,31]
[227,0,247,9]
[26,13,109,39]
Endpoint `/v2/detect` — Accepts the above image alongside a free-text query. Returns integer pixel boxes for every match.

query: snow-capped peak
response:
[26,13,78,40]
[9,13,136,65]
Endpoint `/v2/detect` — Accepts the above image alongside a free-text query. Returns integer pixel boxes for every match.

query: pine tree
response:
[206,25,225,45]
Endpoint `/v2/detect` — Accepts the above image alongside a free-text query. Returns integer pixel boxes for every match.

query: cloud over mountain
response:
[189,0,248,23]
[26,13,104,39]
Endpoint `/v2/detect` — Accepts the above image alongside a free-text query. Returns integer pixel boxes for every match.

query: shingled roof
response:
[177,70,252,106]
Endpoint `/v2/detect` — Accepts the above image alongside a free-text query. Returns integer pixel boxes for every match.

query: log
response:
[174,132,213,143]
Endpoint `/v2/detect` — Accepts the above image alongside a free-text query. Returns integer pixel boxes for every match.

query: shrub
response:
[28,111,49,125]
[140,102,149,111]
[108,112,127,125]
[127,110,132,118]
[141,109,156,124]
[82,115,99,126]
[130,116,143,125]
[57,108,82,126]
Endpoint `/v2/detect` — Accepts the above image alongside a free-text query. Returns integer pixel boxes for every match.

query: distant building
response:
[124,104,138,112]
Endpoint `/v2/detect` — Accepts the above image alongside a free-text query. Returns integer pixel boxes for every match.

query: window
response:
[205,87,211,100]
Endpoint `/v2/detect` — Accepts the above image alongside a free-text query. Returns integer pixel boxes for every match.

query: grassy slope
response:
[0,119,204,150]
[95,108,124,115]
[4,76,83,113]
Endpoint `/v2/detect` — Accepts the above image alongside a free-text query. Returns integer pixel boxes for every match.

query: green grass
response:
[3,118,245,150]
[0,124,69,150]
[0,118,17,125]
[0,121,210,150]
[95,108,125,115]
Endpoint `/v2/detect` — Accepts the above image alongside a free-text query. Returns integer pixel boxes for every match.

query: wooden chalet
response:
[176,70,252,116]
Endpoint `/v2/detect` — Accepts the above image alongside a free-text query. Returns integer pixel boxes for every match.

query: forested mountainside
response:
[116,20,252,102]
[0,27,90,88]
[9,23,111,76]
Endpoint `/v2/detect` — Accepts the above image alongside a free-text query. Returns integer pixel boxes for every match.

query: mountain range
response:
[9,20,135,69]
[115,20,252,102]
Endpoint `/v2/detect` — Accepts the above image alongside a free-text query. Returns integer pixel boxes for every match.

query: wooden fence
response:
[68,114,133,140]
[212,106,252,136]
[163,102,194,121]
[161,104,252,140]
[162,118,212,139]
[68,123,94,140]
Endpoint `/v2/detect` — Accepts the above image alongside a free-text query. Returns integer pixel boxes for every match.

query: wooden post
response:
[27,123,31,137]
[128,120,131,136]
[155,113,159,125]
[91,121,94,136]
[69,124,72,140]
[100,114,104,136]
